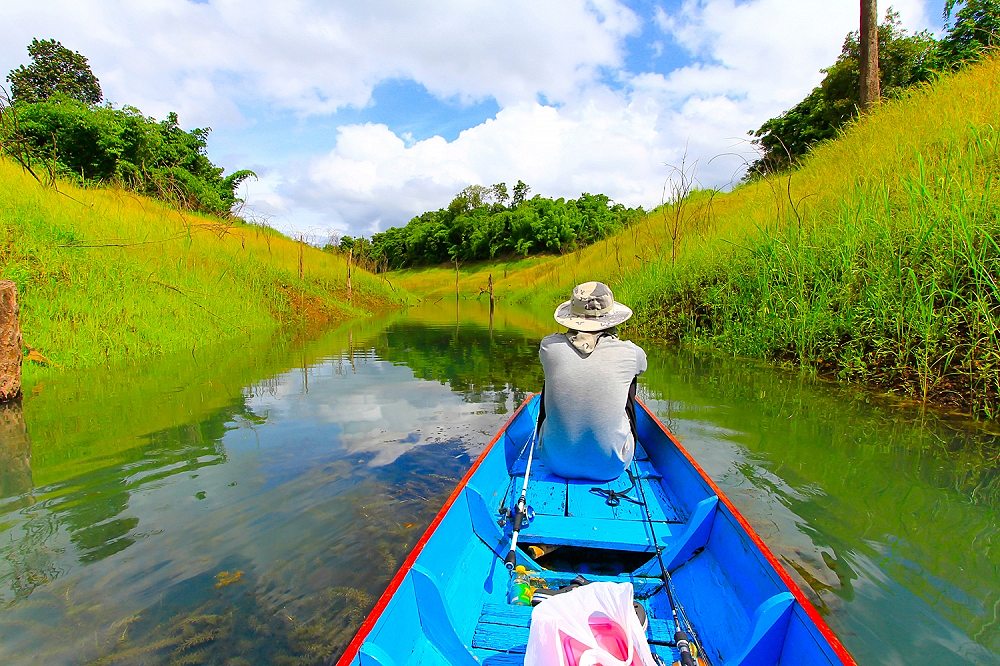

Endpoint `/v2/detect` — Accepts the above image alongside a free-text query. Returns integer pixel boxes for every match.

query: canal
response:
[0,302,996,664]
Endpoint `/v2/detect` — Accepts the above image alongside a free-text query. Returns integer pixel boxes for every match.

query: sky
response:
[2,1,947,242]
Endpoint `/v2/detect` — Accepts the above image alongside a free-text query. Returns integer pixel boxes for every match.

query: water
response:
[0,302,996,664]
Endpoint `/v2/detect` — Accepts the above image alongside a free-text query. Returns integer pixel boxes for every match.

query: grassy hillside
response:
[398,57,1000,418]
[0,160,406,381]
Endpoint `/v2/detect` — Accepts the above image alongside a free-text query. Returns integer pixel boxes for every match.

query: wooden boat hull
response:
[339,395,855,665]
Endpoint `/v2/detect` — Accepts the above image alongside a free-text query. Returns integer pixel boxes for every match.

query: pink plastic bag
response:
[524,581,656,666]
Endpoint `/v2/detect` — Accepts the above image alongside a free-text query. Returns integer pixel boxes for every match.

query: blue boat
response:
[338,394,856,665]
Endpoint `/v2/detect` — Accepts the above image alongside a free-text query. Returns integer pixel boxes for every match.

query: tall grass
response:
[0,160,405,379]
[629,58,1000,418]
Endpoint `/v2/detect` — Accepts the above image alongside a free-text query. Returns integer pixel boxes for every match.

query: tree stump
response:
[0,281,22,402]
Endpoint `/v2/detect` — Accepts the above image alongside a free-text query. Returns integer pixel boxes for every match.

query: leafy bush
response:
[1,98,254,216]
[748,3,999,177]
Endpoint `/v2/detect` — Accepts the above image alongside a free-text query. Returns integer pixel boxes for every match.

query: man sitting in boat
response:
[539,281,647,481]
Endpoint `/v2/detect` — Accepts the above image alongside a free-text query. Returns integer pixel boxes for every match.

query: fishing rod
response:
[631,457,702,666]
[504,399,542,570]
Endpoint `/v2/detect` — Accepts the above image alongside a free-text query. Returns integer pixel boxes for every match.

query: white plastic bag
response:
[524,581,656,666]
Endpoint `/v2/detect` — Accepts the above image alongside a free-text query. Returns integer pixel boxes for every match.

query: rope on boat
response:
[590,468,642,506]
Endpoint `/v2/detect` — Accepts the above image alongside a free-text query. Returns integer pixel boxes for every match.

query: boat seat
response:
[518,514,666,551]
[507,458,683,553]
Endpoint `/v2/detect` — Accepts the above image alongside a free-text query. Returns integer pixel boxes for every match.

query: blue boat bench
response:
[509,455,686,552]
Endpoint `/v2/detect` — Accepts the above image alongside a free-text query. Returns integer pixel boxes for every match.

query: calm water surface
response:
[0,303,996,665]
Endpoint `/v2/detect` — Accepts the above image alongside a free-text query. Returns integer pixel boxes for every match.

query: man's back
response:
[538,333,647,480]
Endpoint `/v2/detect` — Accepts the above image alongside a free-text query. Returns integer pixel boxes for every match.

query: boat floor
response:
[471,596,685,664]
[471,451,691,664]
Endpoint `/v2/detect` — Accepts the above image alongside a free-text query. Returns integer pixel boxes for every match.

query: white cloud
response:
[2,0,638,121]
[1,0,940,238]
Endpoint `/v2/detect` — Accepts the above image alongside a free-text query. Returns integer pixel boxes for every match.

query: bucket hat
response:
[553,281,633,332]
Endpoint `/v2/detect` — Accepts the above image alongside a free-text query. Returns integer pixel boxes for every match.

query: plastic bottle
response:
[508,565,534,605]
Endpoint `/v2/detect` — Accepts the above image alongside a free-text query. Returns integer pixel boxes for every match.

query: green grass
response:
[0,161,406,381]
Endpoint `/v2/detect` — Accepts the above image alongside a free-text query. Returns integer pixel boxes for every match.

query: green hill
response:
[0,159,406,382]
[5,56,997,417]
[398,56,1000,418]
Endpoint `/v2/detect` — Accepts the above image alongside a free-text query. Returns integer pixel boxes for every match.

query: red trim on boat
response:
[336,396,534,665]
[639,400,858,666]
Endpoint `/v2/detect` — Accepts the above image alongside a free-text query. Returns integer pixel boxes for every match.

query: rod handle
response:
[675,632,696,666]
[510,509,524,533]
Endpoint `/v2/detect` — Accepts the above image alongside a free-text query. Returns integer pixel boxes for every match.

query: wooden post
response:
[298,235,305,280]
[454,256,460,300]
[488,273,495,336]
[347,248,353,303]
[0,281,22,402]
[488,273,495,315]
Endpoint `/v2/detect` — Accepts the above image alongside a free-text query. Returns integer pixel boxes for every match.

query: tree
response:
[860,0,881,109]
[490,182,509,208]
[448,184,491,216]
[4,99,254,216]
[7,38,102,105]
[511,180,531,206]
[938,0,1000,67]
[748,11,935,177]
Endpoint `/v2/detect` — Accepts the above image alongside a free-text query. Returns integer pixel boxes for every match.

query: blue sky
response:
[2,1,946,241]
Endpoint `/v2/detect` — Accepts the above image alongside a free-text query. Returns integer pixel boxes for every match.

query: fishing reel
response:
[497,505,535,528]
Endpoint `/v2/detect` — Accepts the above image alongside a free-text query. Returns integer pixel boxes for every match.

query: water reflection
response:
[0,304,996,665]
[0,308,542,664]
[639,349,998,664]
[0,401,31,498]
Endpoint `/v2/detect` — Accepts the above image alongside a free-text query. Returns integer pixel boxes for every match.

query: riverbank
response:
[397,56,999,419]
[0,159,406,382]
[626,56,999,419]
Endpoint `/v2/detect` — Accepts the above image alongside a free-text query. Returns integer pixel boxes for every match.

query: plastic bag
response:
[524,581,656,666]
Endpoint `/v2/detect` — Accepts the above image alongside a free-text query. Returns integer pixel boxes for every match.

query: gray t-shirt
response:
[538,333,648,480]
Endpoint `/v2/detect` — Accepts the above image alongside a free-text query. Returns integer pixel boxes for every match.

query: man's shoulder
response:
[602,337,643,351]
[540,332,567,346]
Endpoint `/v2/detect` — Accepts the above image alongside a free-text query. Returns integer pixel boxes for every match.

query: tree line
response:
[1,38,254,217]
[333,183,644,271]
[748,1,999,177]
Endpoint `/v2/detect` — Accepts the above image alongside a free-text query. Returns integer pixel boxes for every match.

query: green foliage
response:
[621,60,1000,418]
[939,0,1000,67]
[7,38,102,105]
[348,184,642,270]
[2,97,254,217]
[749,11,936,176]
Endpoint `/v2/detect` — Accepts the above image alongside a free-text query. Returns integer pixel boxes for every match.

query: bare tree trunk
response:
[0,281,22,402]
[860,0,881,110]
